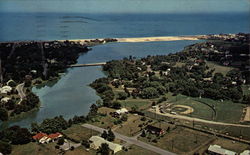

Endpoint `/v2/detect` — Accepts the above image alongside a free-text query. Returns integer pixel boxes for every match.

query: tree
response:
[141,130,146,137]
[112,101,121,109]
[98,143,110,155]
[141,87,159,99]
[121,115,128,122]
[57,137,64,145]
[0,108,8,121]
[242,94,250,104]
[101,131,108,140]
[0,141,12,154]
[117,92,128,100]
[107,129,115,142]
[88,104,98,118]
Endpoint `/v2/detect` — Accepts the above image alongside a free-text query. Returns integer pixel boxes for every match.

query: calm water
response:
[0,0,249,128]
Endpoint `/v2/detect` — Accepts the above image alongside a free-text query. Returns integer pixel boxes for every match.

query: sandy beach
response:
[66,35,207,43]
[116,35,206,42]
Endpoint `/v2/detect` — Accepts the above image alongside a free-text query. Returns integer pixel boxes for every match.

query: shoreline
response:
[0,34,208,44]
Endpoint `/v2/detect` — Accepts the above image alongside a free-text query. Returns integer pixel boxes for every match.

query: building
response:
[145,125,164,135]
[89,136,122,154]
[0,86,12,94]
[33,132,63,144]
[115,108,128,115]
[207,145,236,155]
[240,150,250,155]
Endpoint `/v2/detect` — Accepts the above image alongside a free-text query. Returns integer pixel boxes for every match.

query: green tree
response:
[101,131,108,140]
[98,143,110,155]
[57,137,64,145]
[141,87,159,99]
[107,129,115,142]
[0,141,12,154]
[0,108,8,121]
[117,92,128,100]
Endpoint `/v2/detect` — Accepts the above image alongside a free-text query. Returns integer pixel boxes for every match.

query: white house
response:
[89,136,122,154]
[1,97,11,103]
[0,86,12,94]
[240,150,250,155]
[208,145,236,155]
[115,108,128,115]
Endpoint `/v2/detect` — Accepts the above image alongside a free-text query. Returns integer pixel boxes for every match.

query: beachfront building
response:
[207,145,236,155]
[89,136,122,154]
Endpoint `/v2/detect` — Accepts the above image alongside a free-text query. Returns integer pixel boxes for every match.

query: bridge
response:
[69,62,106,67]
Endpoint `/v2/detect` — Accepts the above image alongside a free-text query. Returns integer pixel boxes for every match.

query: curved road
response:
[82,124,175,155]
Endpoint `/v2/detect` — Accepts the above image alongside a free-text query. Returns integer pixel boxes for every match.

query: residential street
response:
[82,124,175,155]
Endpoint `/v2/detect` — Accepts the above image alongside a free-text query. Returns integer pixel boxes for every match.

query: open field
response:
[163,93,246,123]
[117,145,159,155]
[64,147,95,155]
[139,126,213,155]
[211,138,250,153]
[11,142,59,155]
[62,124,99,142]
[120,99,151,110]
[206,61,234,76]
[114,114,154,136]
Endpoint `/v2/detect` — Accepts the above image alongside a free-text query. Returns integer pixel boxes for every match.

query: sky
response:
[0,0,249,14]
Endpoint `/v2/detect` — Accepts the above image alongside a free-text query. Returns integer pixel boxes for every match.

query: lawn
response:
[117,145,159,155]
[139,127,213,155]
[164,93,246,123]
[206,61,234,76]
[120,99,151,110]
[62,124,99,142]
[64,147,95,155]
[212,138,250,153]
[114,114,154,136]
[11,142,59,155]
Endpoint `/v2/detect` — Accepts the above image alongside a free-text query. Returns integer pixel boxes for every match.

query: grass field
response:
[139,126,213,155]
[212,138,250,153]
[206,61,234,76]
[120,99,151,110]
[62,124,99,142]
[117,145,159,155]
[114,114,154,136]
[163,93,246,123]
[11,142,59,155]
[64,147,95,155]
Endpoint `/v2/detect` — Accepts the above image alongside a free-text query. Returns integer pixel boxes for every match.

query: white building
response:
[1,97,11,103]
[240,150,250,155]
[115,108,128,115]
[89,136,122,154]
[208,145,236,155]
[0,86,12,94]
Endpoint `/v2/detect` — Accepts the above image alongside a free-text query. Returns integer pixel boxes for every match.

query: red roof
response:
[47,132,62,139]
[33,133,47,140]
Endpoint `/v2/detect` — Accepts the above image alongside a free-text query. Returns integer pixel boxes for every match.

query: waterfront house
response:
[33,132,63,144]
[89,136,122,154]
[145,125,164,135]
[115,108,128,115]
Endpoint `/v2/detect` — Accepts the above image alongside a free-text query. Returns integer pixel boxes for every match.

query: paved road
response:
[82,124,175,155]
[153,105,250,128]
[16,83,25,104]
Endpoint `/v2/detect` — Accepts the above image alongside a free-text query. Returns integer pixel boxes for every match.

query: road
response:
[82,124,175,155]
[153,105,250,128]
[16,83,25,104]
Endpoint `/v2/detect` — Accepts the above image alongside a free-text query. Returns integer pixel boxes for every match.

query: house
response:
[115,108,128,115]
[145,125,164,135]
[33,132,62,144]
[240,150,250,155]
[1,97,11,103]
[47,132,63,141]
[32,133,48,143]
[89,136,122,154]
[0,86,12,94]
[207,145,236,155]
